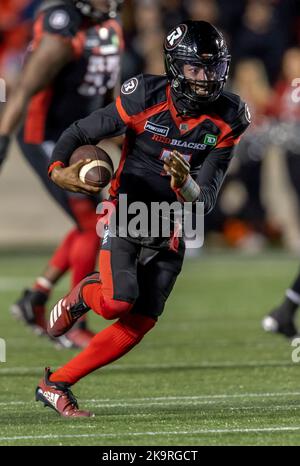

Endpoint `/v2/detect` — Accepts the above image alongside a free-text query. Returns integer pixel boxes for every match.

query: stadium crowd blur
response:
[1,0,300,253]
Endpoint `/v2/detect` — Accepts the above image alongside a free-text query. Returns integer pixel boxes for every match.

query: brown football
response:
[69,145,114,188]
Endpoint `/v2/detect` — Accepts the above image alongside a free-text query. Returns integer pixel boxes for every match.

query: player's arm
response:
[49,75,145,194]
[49,102,127,194]
[165,101,251,213]
[0,35,74,167]
[192,147,234,214]
[164,147,233,214]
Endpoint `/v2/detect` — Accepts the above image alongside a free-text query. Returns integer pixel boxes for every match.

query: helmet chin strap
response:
[171,85,202,118]
[170,86,209,118]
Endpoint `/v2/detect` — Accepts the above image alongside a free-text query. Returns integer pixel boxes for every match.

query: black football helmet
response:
[164,20,231,109]
[73,0,123,19]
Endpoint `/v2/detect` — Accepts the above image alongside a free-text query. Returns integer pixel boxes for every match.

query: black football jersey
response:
[50,73,250,215]
[23,1,123,144]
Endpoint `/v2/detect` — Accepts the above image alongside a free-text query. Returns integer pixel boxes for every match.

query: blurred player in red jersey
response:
[0,0,124,348]
[34,21,250,417]
[0,0,38,87]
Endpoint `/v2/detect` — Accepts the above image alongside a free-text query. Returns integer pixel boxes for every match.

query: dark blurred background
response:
[1,0,300,253]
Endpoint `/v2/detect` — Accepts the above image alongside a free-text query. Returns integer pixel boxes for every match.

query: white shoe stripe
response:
[50,310,54,328]
[53,305,58,323]
[57,299,63,318]
[50,300,64,329]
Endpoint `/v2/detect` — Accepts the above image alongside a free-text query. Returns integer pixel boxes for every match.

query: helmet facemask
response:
[166,54,230,105]
[172,59,229,104]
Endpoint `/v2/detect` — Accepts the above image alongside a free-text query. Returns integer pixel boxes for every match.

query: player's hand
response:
[163,150,190,189]
[0,135,10,171]
[51,159,101,195]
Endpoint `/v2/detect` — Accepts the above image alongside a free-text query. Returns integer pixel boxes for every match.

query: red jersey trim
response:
[132,100,169,135]
[116,96,131,125]
[216,135,240,148]
[31,14,44,49]
[31,13,84,58]
[115,95,169,134]
[209,112,239,148]
[71,30,86,59]
[24,13,86,144]
[48,161,65,177]
[109,134,130,197]
[24,87,54,144]
[103,19,125,51]
[166,85,240,147]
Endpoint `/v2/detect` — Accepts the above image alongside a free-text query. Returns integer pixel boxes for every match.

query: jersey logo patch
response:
[121,77,138,95]
[49,10,70,30]
[164,24,187,51]
[144,121,170,137]
[204,134,217,146]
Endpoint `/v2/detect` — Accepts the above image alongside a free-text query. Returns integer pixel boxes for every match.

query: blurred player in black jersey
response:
[34,20,251,417]
[262,271,300,338]
[0,0,123,348]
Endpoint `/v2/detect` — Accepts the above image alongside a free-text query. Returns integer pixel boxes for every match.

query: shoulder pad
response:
[119,74,145,116]
[231,99,251,137]
[43,4,82,37]
[143,74,168,108]
[217,91,251,138]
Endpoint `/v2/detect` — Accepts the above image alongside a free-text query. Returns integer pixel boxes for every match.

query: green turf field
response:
[0,250,300,446]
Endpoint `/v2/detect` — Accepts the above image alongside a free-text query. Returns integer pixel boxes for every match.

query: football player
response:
[35,20,250,416]
[0,0,123,348]
[262,271,300,338]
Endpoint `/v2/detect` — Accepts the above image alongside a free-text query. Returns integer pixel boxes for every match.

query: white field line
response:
[84,400,300,410]
[1,391,300,407]
[229,404,300,411]
[1,426,300,442]
[2,403,300,413]
[83,391,300,403]
[0,358,294,376]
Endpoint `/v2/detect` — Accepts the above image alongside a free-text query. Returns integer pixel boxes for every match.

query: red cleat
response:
[47,272,99,338]
[35,367,93,417]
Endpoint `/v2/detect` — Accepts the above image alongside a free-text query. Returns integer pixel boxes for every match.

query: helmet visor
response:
[175,58,229,99]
